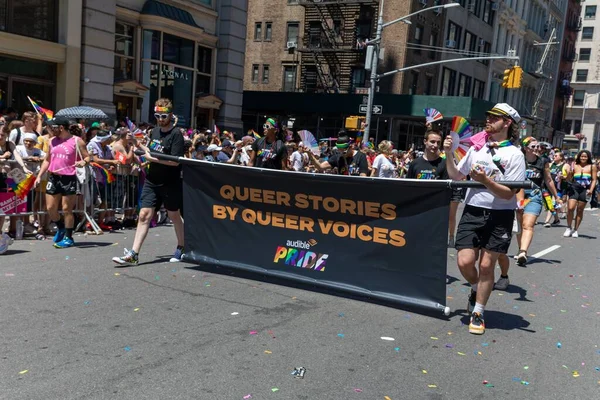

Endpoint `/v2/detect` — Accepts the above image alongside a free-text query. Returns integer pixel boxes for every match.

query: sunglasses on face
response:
[528,144,540,149]
[263,124,274,130]
[154,113,170,120]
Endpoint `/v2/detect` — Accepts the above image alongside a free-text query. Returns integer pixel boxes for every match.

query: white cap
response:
[487,103,521,123]
[207,144,222,152]
[23,133,38,142]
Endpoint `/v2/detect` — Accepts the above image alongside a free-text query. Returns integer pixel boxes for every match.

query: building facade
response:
[1,0,247,130]
[0,0,82,114]
[564,0,600,155]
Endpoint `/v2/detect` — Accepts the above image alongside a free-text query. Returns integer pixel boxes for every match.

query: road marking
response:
[530,245,561,260]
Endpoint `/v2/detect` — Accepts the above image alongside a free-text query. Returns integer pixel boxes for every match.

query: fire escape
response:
[297,0,378,94]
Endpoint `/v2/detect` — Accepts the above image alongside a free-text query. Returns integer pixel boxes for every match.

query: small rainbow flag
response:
[27,96,54,120]
[251,129,261,140]
[6,174,36,200]
[90,162,115,184]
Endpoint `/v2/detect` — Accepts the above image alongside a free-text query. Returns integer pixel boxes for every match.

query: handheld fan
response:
[449,116,473,162]
[298,130,320,156]
[424,108,443,124]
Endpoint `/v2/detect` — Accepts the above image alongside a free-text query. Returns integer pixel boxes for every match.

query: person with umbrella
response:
[34,116,91,249]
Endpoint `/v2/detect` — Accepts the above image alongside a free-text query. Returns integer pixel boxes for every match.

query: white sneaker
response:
[494,276,510,290]
[563,228,572,237]
[571,230,579,238]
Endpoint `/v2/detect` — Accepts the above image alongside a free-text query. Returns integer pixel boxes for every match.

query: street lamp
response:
[363,1,460,144]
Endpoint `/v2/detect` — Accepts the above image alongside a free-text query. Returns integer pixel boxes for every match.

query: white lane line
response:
[529,245,561,260]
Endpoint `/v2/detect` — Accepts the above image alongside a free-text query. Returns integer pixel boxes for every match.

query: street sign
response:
[359,105,383,114]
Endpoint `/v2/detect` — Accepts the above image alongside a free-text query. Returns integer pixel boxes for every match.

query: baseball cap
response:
[207,144,222,152]
[48,116,73,127]
[222,140,232,148]
[91,122,101,128]
[486,103,521,123]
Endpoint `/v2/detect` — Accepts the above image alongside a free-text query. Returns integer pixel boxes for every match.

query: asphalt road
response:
[1,210,599,400]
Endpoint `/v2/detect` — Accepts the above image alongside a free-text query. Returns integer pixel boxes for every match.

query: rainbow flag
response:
[6,174,36,200]
[27,96,54,120]
[90,162,115,184]
[250,130,261,140]
[214,124,221,135]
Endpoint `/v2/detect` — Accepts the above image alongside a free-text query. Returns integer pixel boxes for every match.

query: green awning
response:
[141,0,201,29]
[242,91,497,122]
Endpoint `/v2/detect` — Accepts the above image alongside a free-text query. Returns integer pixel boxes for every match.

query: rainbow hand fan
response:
[449,116,473,162]
[298,130,320,156]
[6,169,36,200]
[424,108,443,124]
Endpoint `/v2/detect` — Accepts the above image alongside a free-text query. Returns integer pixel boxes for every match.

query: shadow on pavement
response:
[526,258,561,266]
[505,284,532,302]
[575,234,596,239]
[1,249,29,255]
[446,274,460,285]
[112,256,172,268]
[457,311,534,332]
[77,242,117,249]
[185,263,449,320]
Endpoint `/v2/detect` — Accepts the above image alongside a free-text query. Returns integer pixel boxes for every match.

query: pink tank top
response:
[49,136,78,176]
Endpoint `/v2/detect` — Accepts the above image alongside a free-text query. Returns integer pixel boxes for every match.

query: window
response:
[585,5,597,19]
[573,120,582,134]
[409,71,419,95]
[162,33,194,68]
[483,0,494,25]
[254,22,262,40]
[576,69,588,82]
[573,90,585,106]
[197,46,212,74]
[464,31,477,54]
[0,0,58,42]
[252,64,259,83]
[114,22,136,82]
[262,65,269,84]
[441,67,457,96]
[283,66,297,92]
[424,76,433,95]
[473,79,485,99]
[579,48,591,62]
[351,68,367,92]
[288,0,298,3]
[415,25,423,43]
[458,74,472,96]
[447,22,461,48]
[582,27,594,40]
[264,22,272,41]
[429,32,438,58]
[286,22,299,44]
[479,42,491,65]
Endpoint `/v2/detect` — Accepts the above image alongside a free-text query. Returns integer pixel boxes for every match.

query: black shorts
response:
[139,180,182,212]
[568,184,588,202]
[455,205,514,254]
[451,188,465,203]
[46,174,78,196]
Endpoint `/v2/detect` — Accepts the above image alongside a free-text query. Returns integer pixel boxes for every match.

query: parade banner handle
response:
[447,180,538,190]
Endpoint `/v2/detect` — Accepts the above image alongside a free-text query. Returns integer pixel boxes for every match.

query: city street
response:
[1,210,599,400]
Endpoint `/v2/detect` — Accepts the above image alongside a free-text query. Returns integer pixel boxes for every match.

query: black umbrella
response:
[55,106,109,120]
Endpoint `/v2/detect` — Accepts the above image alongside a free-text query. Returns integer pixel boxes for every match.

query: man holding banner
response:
[444,103,526,335]
[113,98,185,265]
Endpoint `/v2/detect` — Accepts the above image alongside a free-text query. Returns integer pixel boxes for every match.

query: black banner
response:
[182,161,452,316]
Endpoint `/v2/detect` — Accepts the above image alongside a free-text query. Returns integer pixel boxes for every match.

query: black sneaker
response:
[467,289,476,314]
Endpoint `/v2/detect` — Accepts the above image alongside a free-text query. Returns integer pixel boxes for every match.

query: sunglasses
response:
[528,144,540,149]
[154,113,170,120]
[263,124,274,130]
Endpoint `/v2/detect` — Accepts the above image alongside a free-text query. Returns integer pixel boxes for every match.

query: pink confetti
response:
[353,388,363,393]
[249,331,258,335]
[243,395,252,399]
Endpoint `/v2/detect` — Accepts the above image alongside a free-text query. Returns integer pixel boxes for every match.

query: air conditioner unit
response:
[446,39,457,48]
[419,0,428,6]
[287,41,297,49]
[491,2,499,11]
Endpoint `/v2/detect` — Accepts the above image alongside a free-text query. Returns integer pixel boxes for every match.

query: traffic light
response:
[502,68,513,88]
[511,66,523,89]
[345,116,359,130]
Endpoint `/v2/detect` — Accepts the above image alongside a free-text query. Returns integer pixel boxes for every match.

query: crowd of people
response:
[1,99,599,336]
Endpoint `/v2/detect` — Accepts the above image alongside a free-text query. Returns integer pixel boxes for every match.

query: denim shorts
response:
[523,189,543,216]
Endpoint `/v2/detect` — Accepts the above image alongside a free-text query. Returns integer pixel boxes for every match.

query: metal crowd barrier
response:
[1,160,142,240]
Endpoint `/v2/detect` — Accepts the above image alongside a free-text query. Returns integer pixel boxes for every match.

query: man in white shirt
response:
[15,133,45,174]
[444,103,526,335]
[9,112,41,145]
[290,142,304,171]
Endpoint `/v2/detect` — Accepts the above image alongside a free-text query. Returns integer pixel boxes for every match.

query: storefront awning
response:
[141,0,202,29]
[114,80,150,97]
[197,94,223,110]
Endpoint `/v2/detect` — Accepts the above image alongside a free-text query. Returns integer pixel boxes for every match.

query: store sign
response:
[161,68,190,81]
